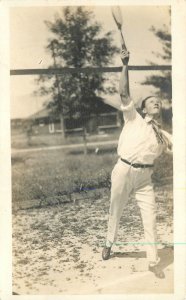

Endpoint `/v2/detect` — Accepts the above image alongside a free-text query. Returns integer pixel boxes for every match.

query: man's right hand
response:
[121,49,130,65]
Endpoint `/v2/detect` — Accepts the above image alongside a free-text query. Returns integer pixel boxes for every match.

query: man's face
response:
[143,97,162,117]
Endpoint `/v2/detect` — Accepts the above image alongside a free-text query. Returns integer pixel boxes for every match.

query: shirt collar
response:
[145,115,161,128]
[145,115,153,123]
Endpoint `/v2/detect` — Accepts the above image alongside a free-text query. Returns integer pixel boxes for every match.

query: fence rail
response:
[10,65,172,76]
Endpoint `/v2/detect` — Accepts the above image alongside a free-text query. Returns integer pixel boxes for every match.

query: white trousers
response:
[106,158,159,264]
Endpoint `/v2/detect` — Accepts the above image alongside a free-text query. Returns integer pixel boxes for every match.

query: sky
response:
[10,5,170,119]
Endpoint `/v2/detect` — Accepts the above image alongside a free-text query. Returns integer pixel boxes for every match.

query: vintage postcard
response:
[0,0,186,299]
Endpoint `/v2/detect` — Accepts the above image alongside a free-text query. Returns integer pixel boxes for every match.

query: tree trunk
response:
[60,113,66,139]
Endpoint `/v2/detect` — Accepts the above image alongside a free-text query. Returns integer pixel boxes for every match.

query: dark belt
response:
[121,158,154,169]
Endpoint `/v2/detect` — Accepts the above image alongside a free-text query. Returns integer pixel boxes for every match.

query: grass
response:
[12,145,116,210]
[11,144,173,211]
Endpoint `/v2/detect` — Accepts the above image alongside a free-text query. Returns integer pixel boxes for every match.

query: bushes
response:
[152,152,173,186]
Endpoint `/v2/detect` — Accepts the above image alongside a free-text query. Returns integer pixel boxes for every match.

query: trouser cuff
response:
[149,256,160,267]
[105,240,113,248]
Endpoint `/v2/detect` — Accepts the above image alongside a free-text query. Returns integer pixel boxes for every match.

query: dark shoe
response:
[102,246,111,260]
[149,264,165,279]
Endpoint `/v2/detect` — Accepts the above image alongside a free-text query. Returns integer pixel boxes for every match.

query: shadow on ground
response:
[112,246,173,270]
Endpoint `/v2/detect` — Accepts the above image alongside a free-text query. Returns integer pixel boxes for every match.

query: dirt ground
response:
[12,185,173,295]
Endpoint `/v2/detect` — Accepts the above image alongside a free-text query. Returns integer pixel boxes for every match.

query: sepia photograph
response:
[10,4,174,295]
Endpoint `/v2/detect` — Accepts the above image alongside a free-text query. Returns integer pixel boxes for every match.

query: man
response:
[102,34,172,279]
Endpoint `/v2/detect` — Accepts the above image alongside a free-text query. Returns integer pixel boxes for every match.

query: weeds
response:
[12,148,116,210]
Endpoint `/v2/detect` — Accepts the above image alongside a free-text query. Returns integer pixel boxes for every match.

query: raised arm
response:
[118,29,131,106]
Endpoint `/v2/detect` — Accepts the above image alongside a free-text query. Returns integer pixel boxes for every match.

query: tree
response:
[142,22,172,130]
[36,7,119,137]
[142,24,172,100]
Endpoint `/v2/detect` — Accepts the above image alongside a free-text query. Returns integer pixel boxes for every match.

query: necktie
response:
[150,120,164,144]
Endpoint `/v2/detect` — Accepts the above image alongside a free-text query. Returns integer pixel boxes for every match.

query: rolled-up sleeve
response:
[120,101,136,122]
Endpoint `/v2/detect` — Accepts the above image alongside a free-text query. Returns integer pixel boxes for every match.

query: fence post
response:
[83,127,87,155]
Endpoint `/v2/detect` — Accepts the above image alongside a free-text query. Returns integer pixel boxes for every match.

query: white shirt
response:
[117,101,172,164]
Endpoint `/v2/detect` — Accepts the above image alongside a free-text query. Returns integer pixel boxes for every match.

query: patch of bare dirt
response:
[12,185,173,294]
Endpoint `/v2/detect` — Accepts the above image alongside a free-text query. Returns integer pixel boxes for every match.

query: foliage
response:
[36,7,119,122]
[142,24,172,100]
